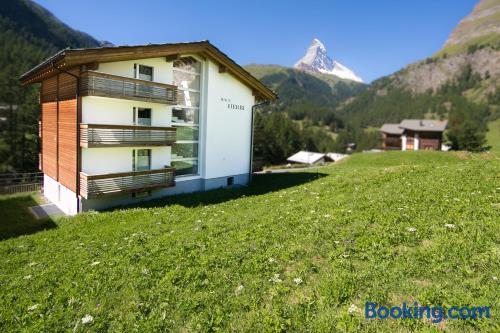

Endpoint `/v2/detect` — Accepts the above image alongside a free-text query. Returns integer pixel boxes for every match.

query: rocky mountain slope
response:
[294,38,363,83]
[383,0,499,99]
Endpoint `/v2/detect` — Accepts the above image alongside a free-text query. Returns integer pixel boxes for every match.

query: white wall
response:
[202,60,255,179]
[82,146,171,175]
[82,96,171,126]
[98,58,174,84]
[43,174,78,215]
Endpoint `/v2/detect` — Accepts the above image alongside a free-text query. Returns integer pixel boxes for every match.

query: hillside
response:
[0,151,498,331]
[244,64,367,162]
[334,0,499,153]
[0,0,106,173]
[244,64,365,111]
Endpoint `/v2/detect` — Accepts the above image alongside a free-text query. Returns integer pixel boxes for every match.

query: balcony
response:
[80,124,176,147]
[80,71,177,104]
[79,168,175,199]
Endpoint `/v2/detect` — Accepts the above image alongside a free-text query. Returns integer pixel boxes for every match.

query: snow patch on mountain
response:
[294,38,363,83]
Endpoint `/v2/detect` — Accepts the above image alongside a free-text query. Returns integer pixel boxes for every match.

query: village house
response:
[380,119,448,151]
[20,41,276,214]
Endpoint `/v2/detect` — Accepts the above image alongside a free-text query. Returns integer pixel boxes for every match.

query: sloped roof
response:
[287,151,325,164]
[380,120,448,134]
[380,124,404,135]
[399,119,448,132]
[19,40,277,101]
[326,153,348,162]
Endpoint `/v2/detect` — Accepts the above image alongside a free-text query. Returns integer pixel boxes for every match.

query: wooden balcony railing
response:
[79,71,177,104]
[79,168,175,199]
[80,124,176,147]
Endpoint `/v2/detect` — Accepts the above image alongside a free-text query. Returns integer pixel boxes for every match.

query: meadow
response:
[0,151,498,332]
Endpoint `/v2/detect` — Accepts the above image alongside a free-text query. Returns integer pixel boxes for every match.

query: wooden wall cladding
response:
[40,69,79,193]
[41,76,57,103]
[41,102,57,178]
[58,99,77,192]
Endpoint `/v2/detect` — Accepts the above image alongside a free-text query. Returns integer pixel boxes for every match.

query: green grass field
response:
[0,151,498,332]
[487,119,500,154]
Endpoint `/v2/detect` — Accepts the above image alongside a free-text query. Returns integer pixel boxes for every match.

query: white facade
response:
[45,54,258,214]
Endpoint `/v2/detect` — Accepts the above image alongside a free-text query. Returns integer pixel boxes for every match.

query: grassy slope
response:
[0,152,499,332]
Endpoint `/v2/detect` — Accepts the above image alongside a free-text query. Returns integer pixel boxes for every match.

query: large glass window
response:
[133,149,151,171]
[172,56,201,176]
[172,107,198,125]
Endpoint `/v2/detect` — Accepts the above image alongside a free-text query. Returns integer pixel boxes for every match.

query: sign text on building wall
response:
[221,97,245,111]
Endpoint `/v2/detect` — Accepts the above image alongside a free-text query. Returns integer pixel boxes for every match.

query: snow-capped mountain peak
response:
[294,38,363,83]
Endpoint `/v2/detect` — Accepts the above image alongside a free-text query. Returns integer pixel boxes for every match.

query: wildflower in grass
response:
[23,275,32,280]
[27,304,39,311]
[235,285,244,295]
[28,262,37,267]
[348,304,360,315]
[493,276,498,281]
[407,227,417,233]
[81,314,94,324]
[268,257,276,263]
[444,223,456,229]
[90,261,100,266]
[293,277,303,285]
[269,274,282,283]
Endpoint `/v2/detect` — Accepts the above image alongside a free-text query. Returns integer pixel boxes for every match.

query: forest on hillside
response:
[0,0,101,172]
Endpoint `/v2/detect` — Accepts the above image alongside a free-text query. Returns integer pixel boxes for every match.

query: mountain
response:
[0,0,111,172]
[338,0,499,128]
[294,38,363,83]
[245,64,365,108]
[440,0,500,56]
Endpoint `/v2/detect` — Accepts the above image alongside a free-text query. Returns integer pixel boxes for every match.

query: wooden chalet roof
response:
[19,40,277,101]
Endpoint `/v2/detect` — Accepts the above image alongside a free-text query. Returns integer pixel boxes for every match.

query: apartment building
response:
[20,41,276,214]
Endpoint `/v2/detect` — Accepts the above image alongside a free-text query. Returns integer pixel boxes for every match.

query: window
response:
[171,143,198,176]
[132,149,151,171]
[227,177,234,186]
[172,56,201,176]
[172,107,198,125]
[133,107,152,126]
[135,64,153,81]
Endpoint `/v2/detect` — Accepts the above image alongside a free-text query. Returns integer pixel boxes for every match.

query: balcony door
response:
[134,64,154,97]
[133,107,152,126]
[133,149,151,171]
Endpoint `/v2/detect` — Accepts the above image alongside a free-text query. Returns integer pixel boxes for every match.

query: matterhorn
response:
[294,38,363,83]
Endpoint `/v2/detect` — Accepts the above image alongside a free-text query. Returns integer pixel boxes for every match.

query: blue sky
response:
[36,0,477,82]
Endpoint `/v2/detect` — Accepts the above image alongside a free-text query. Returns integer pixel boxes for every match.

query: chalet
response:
[20,41,276,214]
[380,119,448,151]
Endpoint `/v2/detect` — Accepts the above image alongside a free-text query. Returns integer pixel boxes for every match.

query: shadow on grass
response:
[0,194,57,241]
[124,171,328,209]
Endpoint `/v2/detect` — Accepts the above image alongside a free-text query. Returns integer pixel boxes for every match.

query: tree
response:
[447,120,487,152]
